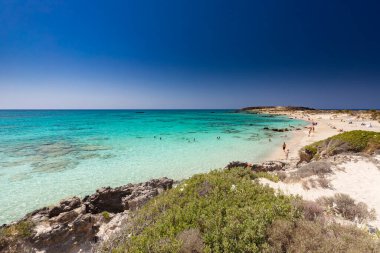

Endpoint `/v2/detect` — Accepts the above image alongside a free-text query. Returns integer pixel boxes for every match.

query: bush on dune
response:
[266,219,380,253]
[100,168,298,253]
[300,130,380,162]
[317,193,376,222]
[97,168,380,253]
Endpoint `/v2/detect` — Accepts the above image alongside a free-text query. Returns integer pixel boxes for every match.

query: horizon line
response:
[0,108,378,111]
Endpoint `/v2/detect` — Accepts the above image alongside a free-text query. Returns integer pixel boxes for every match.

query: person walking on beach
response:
[285,149,290,160]
[282,142,286,152]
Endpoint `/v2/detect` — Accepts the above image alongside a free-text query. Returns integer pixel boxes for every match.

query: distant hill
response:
[240,106,315,112]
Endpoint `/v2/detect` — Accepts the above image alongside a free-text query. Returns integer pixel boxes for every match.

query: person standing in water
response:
[282,142,286,152]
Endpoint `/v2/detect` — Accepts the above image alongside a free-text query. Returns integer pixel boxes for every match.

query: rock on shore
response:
[0,178,173,253]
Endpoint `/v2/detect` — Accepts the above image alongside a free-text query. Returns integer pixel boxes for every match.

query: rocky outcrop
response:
[263,127,291,132]
[0,178,173,253]
[252,161,287,172]
[225,161,251,169]
[225,161,287,172]
[48,197,82,218]
[240,106,315,112]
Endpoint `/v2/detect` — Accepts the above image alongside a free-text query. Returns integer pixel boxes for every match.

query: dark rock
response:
[252,161,287,172]
[48,197,81,218]
[123,178,173,211]
[225,161,251,169]
[54,210,79,224]
[263,127,290,132]
[84,186,133,214]
[1,177,174,253]
[84,177,173,213]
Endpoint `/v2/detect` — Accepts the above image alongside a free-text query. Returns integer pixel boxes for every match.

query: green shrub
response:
[300,130,380,160]
[97,167,380,253]
[304,144,318,156]
[329,130,380,152]
[0,221,33,239]
[101,168,298,253]
[102,211,111,221]
[252,171,280,182]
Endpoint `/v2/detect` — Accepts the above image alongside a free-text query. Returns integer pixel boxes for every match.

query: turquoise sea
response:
[0,110,306,224]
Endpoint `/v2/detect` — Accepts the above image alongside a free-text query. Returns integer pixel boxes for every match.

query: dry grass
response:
[177,229,204,253]
[302,180,310,190]
[309,178,317,188]
[266,219,380,253]
[317,193,376,222]
[292,199,324,221]
[276,171,287,181]
[294,161,332,178]
[317,177,331,188]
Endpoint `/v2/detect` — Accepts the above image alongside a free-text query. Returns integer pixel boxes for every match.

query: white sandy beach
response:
[266,111,380,161]
[261,155,380,227]
[256,109,380,228]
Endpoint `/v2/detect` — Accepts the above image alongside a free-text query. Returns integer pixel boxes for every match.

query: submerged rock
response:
[263,127,290,132]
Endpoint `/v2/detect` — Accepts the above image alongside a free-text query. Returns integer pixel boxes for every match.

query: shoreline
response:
[2,109,379,226]
[0,110,297,225]
[257,108,380,163]
[1,107,380,252]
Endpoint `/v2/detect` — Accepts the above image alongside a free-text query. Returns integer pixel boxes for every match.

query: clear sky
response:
[0,0,379,109]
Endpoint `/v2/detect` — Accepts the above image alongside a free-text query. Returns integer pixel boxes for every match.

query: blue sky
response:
[0,0,379,109]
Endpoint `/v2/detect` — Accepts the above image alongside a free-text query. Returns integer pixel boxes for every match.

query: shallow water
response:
[0,110,306,224]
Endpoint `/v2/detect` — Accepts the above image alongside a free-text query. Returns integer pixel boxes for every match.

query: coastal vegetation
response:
[369,110,380,122]
[98,167,379,253]
[102,211,111,221]
[0,221,33,251]
[0,221,33,239]
[300,130,380,161]
[317,193,376,222]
